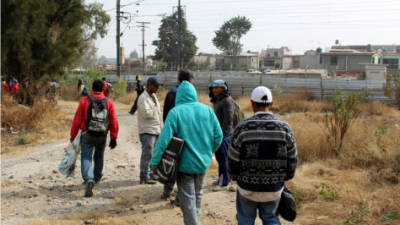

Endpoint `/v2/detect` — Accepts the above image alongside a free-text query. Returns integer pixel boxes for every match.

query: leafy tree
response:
[212,16,252,56]
[152,12,198,70]
[1,0,110,104]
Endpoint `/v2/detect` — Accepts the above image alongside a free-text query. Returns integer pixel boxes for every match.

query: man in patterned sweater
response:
[228,86,298,225]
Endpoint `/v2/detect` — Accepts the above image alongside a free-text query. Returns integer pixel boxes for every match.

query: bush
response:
[112,77,128,98]
[325,92,361,155]
[384,74,400,108]
[17,133,28,145]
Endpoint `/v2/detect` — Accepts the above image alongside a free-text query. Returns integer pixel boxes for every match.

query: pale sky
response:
[89,0,400,59]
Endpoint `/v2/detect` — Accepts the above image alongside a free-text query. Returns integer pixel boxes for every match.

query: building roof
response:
[321,52,374,56]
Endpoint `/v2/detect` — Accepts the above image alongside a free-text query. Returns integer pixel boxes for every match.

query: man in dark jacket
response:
[129,75,145,115]
[162,70,194,121]
[210,79,234,187]
[161,70,194,199]
[70,80,119,197]
[228,86,298,224]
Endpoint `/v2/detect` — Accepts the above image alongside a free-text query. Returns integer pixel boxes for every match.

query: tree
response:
[1,0,110,104]
[212,16,252,56]
[152,12,198,70]
[129,50,139,59]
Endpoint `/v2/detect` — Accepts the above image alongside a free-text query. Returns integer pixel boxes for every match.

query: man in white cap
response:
[227,86,298,225]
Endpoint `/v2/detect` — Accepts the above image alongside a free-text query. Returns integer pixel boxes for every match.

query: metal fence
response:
[106,72,394,103]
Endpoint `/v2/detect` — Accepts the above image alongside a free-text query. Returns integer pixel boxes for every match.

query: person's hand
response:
[70,138,74,143]
[109,139,117,149]
[152,168,158,175]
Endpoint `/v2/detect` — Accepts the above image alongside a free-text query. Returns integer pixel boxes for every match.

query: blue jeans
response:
[236,191,281,225]
[139,133,158,181]
[80,132,107,184]
[177,173,205,225]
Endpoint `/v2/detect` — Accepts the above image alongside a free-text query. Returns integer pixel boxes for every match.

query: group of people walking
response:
[69,71,298,225]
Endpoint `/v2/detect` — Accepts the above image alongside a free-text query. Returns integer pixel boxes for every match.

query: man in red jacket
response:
[70,79,119,197]
[102,77,112,97]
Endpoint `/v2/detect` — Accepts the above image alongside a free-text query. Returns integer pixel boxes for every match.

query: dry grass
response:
[1,95,72,155]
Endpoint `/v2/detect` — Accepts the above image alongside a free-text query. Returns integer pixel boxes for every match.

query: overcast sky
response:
[89,0,400,58]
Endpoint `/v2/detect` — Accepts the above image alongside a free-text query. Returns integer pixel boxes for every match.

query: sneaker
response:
[84,181,94,197]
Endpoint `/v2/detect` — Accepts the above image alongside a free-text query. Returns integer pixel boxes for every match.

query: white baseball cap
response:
[251,86,273,103]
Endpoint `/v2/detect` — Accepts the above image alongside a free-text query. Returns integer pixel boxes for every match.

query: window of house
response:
[274,51,278,57]
[330,56,338,65]
[383,58,398,69]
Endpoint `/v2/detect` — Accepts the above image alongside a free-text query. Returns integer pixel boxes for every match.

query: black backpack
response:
[86,95,109,136]
[232,100,245,127]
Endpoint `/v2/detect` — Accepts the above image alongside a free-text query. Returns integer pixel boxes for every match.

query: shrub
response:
[112,77,128,98]
[384,74,400,108]
[325,92,361,155]
[17,133,28,145]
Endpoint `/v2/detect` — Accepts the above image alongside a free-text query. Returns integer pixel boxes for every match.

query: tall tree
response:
[212,16,252,56]
[1,0,110,104]
[152,12,198,70]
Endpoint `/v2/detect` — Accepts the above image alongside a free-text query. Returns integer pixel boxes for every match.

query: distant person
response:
[129,75,145,115]
[102,77,113,97]
[70,79,119,197]
[2,78,10,93]
[45,79,60,104]
[151,81,223,225]
[9,77,19,95]
[209,79,234,187]
[163,70,194,121]
[137,77,162,184]
[228,86,298,225]
[161,70,194,200]
[77,79,89,97]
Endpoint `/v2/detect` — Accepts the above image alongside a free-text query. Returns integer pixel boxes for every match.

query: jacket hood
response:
[175,81,198,105]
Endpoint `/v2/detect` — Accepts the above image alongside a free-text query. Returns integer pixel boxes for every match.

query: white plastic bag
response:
[58,134,81,177]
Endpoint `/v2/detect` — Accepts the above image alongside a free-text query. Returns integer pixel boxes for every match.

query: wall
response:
[106,72,392,102]
[365,64,387,81]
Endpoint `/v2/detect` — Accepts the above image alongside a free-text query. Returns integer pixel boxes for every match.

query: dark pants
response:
[215,134,232,186]
[80,132,107,184]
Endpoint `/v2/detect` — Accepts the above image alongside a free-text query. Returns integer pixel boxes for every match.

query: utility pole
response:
[137,22,150,75]
[116,0,121,77]
[177,0,183,70]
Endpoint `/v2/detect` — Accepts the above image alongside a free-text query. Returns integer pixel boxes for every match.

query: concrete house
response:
[320,50,374,78]
[260,47,291,70]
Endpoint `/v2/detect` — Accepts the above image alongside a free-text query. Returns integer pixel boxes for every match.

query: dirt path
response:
[1,110,298,225]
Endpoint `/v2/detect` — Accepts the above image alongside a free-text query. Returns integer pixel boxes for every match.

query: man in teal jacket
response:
[151,81,223,225]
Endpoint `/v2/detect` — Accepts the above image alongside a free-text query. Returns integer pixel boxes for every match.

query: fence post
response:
[320,77,323,100]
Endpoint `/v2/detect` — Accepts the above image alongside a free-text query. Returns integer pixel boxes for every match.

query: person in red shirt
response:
[2,79,10,93]
[70,79,119,197]
[102,77,112,97]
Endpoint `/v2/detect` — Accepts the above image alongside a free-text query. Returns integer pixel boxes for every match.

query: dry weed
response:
[1,96,72,154]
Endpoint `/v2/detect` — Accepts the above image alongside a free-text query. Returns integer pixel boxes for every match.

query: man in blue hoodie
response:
[151,81,223,225]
